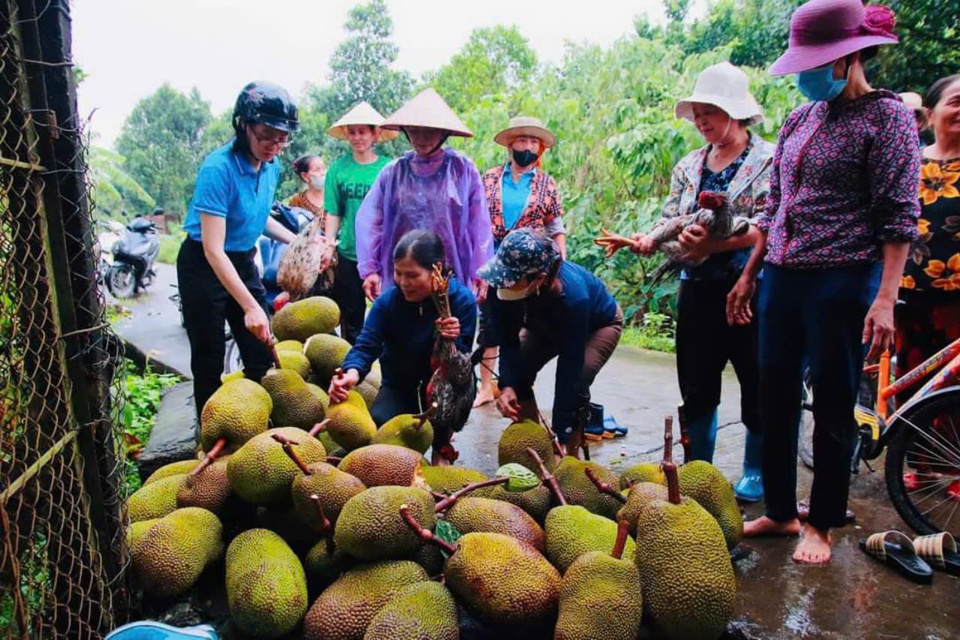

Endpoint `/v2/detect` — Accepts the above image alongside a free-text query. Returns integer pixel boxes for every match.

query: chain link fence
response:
[1,0,129,637]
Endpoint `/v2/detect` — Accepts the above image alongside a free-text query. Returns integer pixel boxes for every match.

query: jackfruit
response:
[304,538,355,584]
[220,370,245,383]
[126,518,160,550]
[177,455,232,514]
[338,444,427,488]
[421,465,489,495]
[325,391,377,451]
[274,339,303,352]
[363,581,458,640]
[226,529,308,639]
[365,361,383,388]
[498,420,557,472]
[256,504,319,553]
[200,377,272,453]
[304,333,352,385]
[617,481,669,535]
[487,483,553,523]
[127,474,185,522]
[554,457,623,519]
[272,296,340,342]
[260,368,327,431]
[131,507,223,598]
[371,408,435,454]
[334,486,437,561]
[496,463,540,492]
[412,543,445,576]
[317,429,340,457]
[544,505,636,573]
[290,460,365,533]
[302,560,428,640]
[620,462,666,489]
[275,349,312,379]
[227,427,327,505]
[678,460,743,549]
[143,459,199,485]
[356,381,379,410]
[443,496,545,552]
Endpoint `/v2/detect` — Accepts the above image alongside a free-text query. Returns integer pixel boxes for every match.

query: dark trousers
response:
[177,238,273,419]
[334,253,366,344]
[676,277,761,432]
[370,383,427,427]
[758,263,880,531]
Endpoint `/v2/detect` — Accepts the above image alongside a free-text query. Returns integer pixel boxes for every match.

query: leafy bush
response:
[118,360,180,492]
[156,225,185,265]
[620,312,677,353]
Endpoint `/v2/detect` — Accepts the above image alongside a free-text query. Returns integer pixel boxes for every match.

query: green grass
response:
[118,360,180,492]
[156,227,184,264]
[619,312,676,354]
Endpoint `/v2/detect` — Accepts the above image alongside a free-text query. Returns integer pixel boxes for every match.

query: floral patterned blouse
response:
[901,156,960,294]
[483,165,564,243]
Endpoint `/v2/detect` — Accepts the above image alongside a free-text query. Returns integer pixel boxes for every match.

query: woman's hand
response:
[328,369,360,404]
[436,317,460,340]
[726,275,756,326]
[863,295,896,361]
[496,387,521,422]
[630,233,657,256]
[678,224,712,262]
[319,244,336,273]
[475,280,489,305]
[244,305,272,344]
[363,274,382,301]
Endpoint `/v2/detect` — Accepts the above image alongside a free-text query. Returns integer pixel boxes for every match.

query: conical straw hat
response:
[381,88,473,138]
[327,101,399,142]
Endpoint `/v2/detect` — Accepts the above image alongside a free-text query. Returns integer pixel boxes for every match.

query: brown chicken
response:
[277,215,336,301]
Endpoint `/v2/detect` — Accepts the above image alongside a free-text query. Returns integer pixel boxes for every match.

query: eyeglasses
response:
[250,127,292,150]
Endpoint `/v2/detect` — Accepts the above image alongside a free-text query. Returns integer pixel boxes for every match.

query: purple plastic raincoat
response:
[356,148,493,289]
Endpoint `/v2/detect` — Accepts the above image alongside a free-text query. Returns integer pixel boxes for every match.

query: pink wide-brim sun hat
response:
[769,0,899,76]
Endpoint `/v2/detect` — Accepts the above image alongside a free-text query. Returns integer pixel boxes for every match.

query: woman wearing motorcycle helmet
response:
[178,80,300,418]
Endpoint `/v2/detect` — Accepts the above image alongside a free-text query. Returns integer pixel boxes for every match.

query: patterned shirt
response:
[483,164,564,243]
[757,91,921,268]
[901,156,960,294]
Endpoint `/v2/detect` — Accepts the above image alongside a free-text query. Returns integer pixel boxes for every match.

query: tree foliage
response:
[88,146,155,218]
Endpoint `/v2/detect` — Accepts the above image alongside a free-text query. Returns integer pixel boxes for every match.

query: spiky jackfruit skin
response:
[444,532,560,625]
[325,391,377,451]
[444,497,546,552]
[131,507,223,598]
[363,581,459,640]
[302,560,428,640]
[333,486,437,561]
[227,427,327,505]
[291,462,365,532]
[274,339,303,352]
[544,505,636,573]
[143,459,199,485]
[372,414,434,454]
[275,350,312,379]
[678,461,743,550]
[304,333,352,384]
[272,296,340,342]
[200,378,272,452]
[412,543,445,575]
[338,444,426,488]
[620,462,666,489]
[555,457,623,520]
[126,518,160,550]
[127,474,185,522]
[356,381,378,410]
[617,482,669,535]
[487,484,552,523]
[226,529,308,639]
[421,466,490,496]
[304,538,355,584]
[635,496,736,640]
[497,420,556,472]
[177,456,232,514]
[260,369,327,431]
[556,551,642,640]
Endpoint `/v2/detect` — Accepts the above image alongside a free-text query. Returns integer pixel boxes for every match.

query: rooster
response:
[277,215,336,301]
[426,264,477,463]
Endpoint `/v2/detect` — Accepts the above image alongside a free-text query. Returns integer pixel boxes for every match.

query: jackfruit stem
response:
[433,476,509,512]
[308,419,331,438]
[190,438,226,478]
[399,504,456,555]
[584,467,627,504]
[275,438,313,476]
[310,494,333,536]
[326,456,343,465]
[663,415,674,465]
[663,461,681,505]
[611,519,631,560]
[413,403,438,431]
[526,447,567,506]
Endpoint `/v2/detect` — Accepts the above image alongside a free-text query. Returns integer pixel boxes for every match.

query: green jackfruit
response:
[544,505,636,573]
[127,474,185,522]
[304,333,352,385]
[226,529,308,639]
[304,538,355,584]
[554,457,623,520]
[177,455,232,514]
[276,350,312,379]
[274,339,303,352]
[487,483,553,523]
[497,420,557,472]
[421,465,490,495]
[412,543,445,575]
[272,296,340,342]
[339,444,427,488]
[444,496,546,552]
[356,381,378,410]
[620,462,666,489]
[556,547,642,640]
[371,410,434,454]
[260,369,327,431]
[363,581,458,640]
[291,461,365,533]
[227,427,327,505]
[617,481,669,535]
[325,391,377,451]
[334,486,437,561]
[678,460,743,549]
[126,518,160,550]
[131,507,223,598]
[303,560,428,640]
[143,459,199,485]
[200,378,272,452]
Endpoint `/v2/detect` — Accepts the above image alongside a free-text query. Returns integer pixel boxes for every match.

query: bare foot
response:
[743,516,801,538]
[473,387,496,408]
[793,525,831,564]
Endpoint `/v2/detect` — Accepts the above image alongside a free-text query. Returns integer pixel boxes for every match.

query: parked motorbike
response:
[106,217,160,299]
[96,218,124,285]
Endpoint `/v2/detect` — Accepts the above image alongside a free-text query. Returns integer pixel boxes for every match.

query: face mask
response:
[797,64,847,102]
[512,149,539,168]
[309,175,325,190]
[497,283,535,301]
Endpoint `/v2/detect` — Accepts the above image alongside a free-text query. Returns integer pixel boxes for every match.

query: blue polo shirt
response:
[184,142,281,252]
[501,164,535,233]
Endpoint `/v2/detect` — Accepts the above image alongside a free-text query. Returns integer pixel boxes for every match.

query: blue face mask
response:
[797,64,847,102]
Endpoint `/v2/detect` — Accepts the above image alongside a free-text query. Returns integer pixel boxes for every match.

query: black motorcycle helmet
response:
[232,81,300,138]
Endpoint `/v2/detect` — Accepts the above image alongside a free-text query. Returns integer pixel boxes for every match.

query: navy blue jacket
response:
[341,277,477,388]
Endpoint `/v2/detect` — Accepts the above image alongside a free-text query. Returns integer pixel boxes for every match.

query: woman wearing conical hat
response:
[354,88,494,301]
[319,102,398,343]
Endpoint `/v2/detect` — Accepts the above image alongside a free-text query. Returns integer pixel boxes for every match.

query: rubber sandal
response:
[859,531,933,585]
[913,532,960,577]
[603,415,627,437]
[797,498,855,524]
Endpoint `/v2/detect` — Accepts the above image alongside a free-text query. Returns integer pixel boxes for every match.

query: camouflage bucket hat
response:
[477,228,560,288]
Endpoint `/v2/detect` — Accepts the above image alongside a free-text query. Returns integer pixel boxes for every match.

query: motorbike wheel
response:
[799,368,816,470]
[108,264,136,299]
[223,333,243,375]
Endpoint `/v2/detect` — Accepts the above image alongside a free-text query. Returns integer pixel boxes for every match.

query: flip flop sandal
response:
[797,498,855,524]
[913,532,960,577]
[859,531,933,585]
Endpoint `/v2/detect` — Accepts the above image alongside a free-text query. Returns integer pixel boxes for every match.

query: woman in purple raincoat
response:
[355,88,493,301]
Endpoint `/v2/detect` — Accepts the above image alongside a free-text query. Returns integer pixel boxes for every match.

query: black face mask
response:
[512,149,539,168]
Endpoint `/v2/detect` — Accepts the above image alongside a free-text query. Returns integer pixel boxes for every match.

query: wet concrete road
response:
[117,273,960,639]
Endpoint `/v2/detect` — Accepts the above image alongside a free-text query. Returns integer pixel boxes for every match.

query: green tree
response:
[115,84,212,215]
[88,146,155,219]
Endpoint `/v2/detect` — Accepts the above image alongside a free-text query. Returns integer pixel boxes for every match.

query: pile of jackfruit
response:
[126,296,742,640]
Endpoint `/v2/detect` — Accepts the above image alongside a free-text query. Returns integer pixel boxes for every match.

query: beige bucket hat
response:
[494,116,556,149]
[674,61,764,126]
[327,101,399,142]
[381,88,473,138]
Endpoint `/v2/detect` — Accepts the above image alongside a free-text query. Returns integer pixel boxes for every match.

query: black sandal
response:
[913,533,960,577]
[859,531,933,585]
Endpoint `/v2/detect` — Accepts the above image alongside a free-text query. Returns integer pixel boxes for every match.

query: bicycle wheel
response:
[885,388,960,537]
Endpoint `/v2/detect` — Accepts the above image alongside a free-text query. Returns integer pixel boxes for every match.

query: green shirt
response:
[324,154,391,261]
